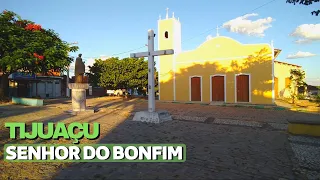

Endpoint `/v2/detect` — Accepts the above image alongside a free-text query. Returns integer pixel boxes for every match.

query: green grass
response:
[273,107,286,111]
[200,103,209,106]
[254,105,265,109]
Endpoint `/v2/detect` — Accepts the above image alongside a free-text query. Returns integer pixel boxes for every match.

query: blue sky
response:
[2,0,320,85]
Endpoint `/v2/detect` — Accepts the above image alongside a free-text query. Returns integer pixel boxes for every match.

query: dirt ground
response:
[275,98,320,113]
[0,96,319,179]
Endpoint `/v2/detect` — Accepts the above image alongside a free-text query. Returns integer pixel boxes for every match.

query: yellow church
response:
[157,11,303,105]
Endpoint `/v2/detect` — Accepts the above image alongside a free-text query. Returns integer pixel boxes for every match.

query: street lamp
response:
[66,42,78,97]
[66,60,71,97]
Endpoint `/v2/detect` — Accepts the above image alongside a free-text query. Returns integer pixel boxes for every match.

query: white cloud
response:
[206,35,213,41]
[306,79,320,86]
[67,55,110,77]
[222,13,274,37]
[85,58,95,72]
[99,55,109,60]
[286,51,317,59]
[69,57,98,74]
[290,24,320,44]
[294,39,312,44]
[100,56,109,60]
[84,56,110,72]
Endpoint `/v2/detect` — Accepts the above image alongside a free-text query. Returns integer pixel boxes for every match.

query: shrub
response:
[297,94,306,100]
[316,95,320,103]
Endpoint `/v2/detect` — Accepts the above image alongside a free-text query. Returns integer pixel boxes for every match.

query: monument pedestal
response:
[71,88,87,111]
[67,83,95,114]
[132,110,172,123]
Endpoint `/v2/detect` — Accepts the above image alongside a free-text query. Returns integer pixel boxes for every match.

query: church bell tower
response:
[158,8,181,101]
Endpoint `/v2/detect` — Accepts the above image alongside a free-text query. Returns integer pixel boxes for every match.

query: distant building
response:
[305,85,319,96]
[8,70,65,99]
[274,53,304,99]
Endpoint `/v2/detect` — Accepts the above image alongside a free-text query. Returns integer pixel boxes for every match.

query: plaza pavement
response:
[0,97,319,179]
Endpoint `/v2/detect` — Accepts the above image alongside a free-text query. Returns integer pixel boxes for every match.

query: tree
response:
[286,0,320,16]
[87,57,158,95]
[121,57,148,90]
[0,10,78,97]
[316,86,320,106]
[96,57,126,89]
[289,69,306,104]
[86,59,104,87]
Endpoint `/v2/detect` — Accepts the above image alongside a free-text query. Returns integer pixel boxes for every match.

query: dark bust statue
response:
[74,54,86,83]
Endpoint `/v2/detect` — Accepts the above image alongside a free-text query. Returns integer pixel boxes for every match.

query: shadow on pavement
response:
[53,112,298,179]
[1,97,315,179]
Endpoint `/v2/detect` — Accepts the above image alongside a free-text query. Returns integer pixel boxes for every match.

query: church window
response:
[165,31,169,39]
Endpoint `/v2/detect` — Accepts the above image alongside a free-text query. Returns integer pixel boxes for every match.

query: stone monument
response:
[68,54,94,113]
[74,54,86,83]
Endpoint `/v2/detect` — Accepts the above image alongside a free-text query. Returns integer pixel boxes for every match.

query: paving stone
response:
[268,123,288,130]
[2,97,319,179]
[290,143,320,170]
[289,135,320,146]
[213,118,263,127]
[289,135,320,179]
[55,120,295,179]
[172,115,207,122]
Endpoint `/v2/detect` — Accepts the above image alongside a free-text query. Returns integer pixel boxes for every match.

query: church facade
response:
[157,11,302,105]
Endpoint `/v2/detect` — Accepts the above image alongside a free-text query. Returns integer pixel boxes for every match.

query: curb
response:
[155,101,291,111]
[288,123,320,137]
[219,104,287,111]
[200,103,209,106]
[172,115,288,130]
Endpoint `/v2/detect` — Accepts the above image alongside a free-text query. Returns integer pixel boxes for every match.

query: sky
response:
[2,0,320,85]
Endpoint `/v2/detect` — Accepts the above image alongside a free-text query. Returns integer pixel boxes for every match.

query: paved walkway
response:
[55,120,297,180]
[133,101,320,124]
[1,97,319,179]
[288,136,320,179]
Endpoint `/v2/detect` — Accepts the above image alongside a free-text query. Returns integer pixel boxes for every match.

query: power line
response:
[250,0,278,12]
[110,45,146,56]
[182,0,278,44]
[75,0,278,61]
[306,77,320,80]
[80,45,147,61]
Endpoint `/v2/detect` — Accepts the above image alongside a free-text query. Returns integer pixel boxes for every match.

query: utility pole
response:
[66,64,70,97]
[66,42,78,98]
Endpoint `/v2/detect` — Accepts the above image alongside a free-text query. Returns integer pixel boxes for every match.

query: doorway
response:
[190,76,202,101]
[236,74,250,102]
[211,75,225,102]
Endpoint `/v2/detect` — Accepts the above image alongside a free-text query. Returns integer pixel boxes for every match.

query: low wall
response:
[93,87,106,96]
[86,87,106,97]
[12,97,43,106]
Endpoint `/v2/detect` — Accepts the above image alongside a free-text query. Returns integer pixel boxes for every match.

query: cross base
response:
[132,110,172,123]
[65,108,97,115]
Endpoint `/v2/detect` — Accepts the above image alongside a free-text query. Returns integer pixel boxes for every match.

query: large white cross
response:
[130,29,174,113]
